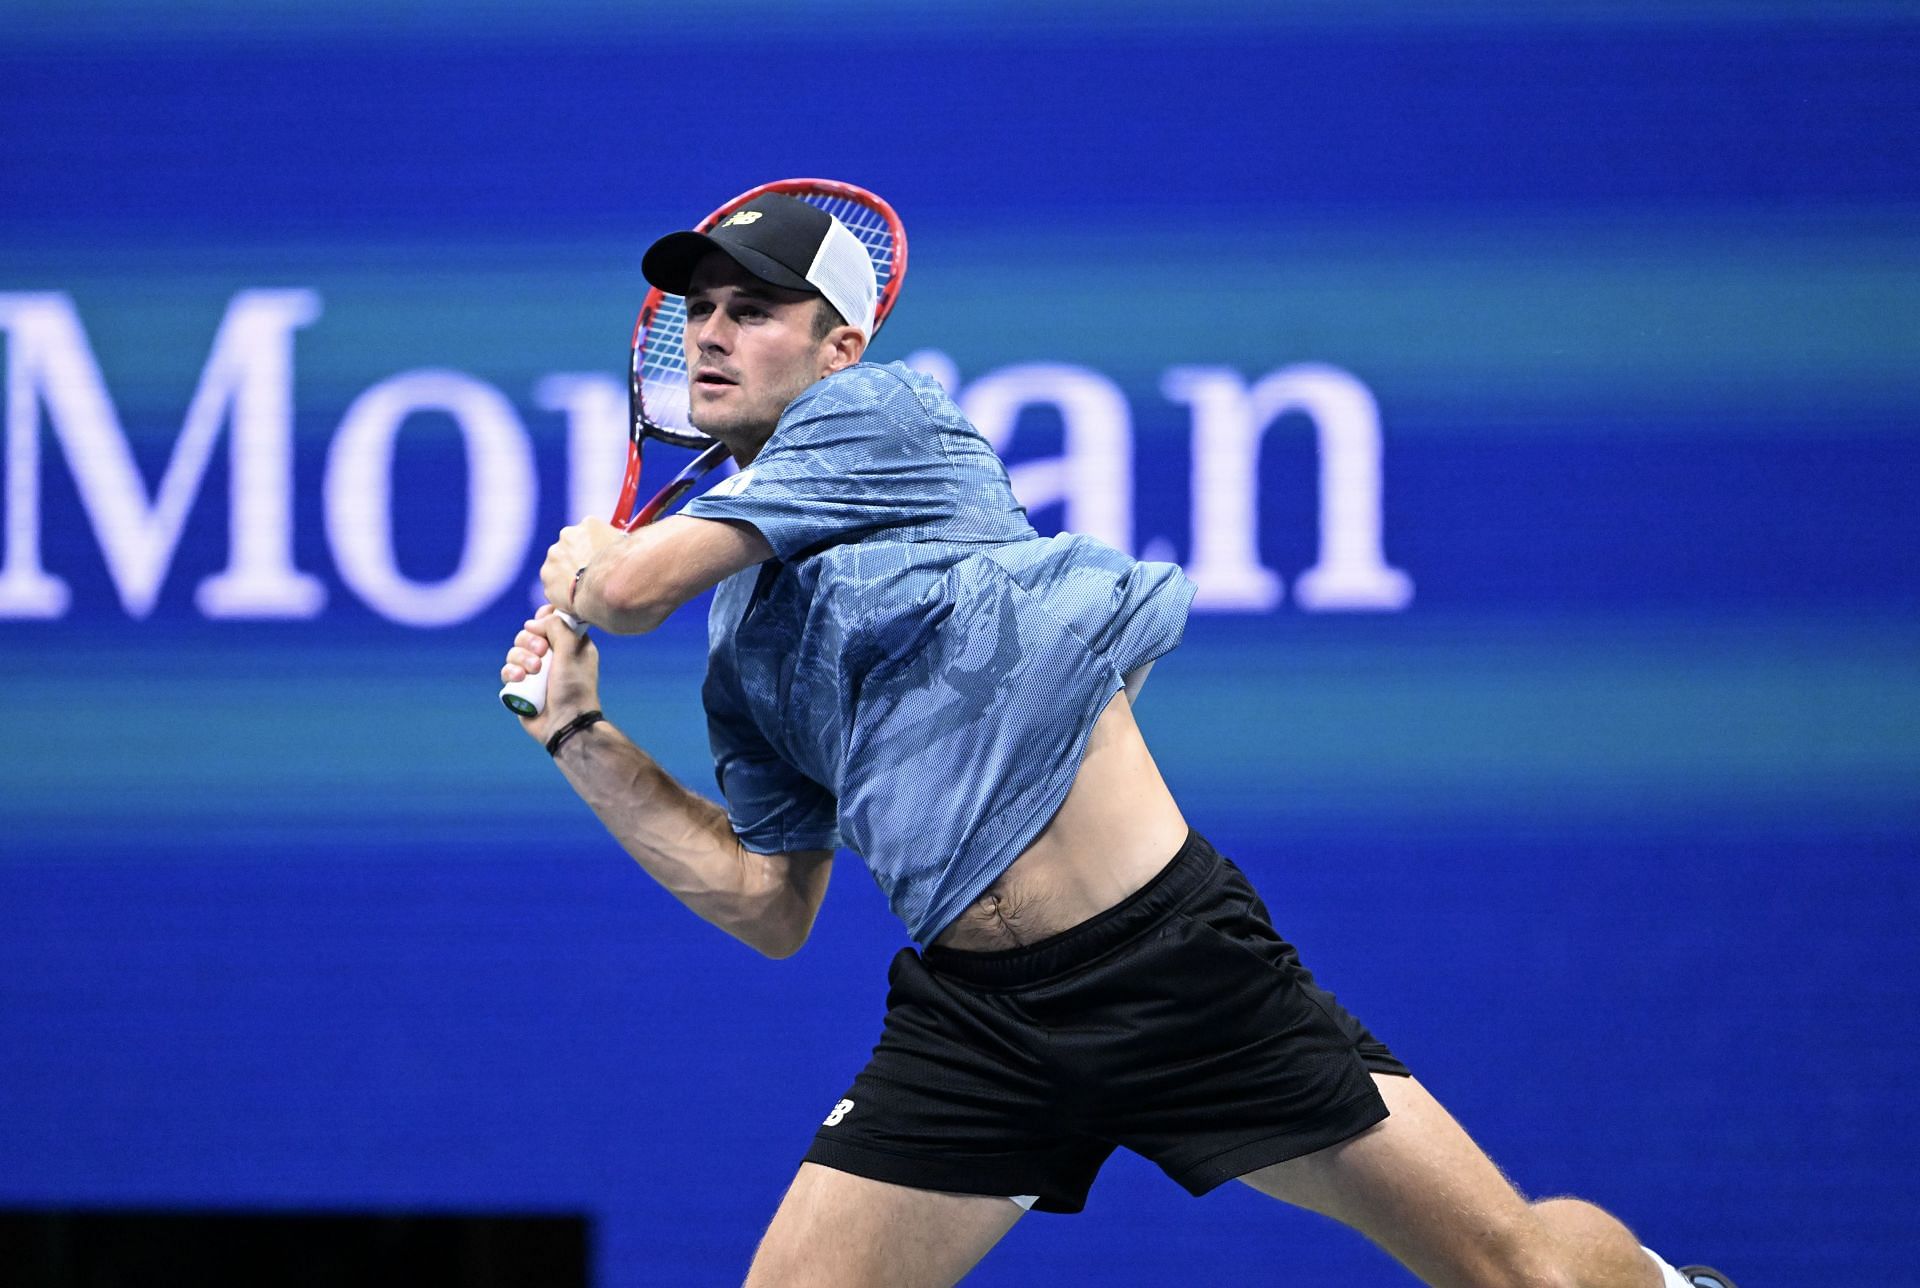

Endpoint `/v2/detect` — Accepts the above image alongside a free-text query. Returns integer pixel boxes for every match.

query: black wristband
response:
[545,708,604,758]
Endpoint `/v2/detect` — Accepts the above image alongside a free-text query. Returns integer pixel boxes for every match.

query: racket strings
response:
[808,195,900,292]
[637,295,693,434]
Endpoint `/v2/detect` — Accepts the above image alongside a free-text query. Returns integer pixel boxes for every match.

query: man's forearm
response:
[572,551,669,635]
[563,516,775,637]
[549,717,821,956]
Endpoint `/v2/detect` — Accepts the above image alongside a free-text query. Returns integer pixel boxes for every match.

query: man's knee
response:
[1473,1206,1585,1288]
[1482,1196,1669,1288]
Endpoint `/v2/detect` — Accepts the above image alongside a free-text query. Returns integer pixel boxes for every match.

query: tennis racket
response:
[500,178,908,716]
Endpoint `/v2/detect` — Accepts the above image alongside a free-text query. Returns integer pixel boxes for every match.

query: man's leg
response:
[1239,1074,1661,1288]
[744,1162,1025,1288]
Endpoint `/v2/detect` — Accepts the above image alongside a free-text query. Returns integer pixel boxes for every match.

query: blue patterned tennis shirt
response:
[682,362,1194,943]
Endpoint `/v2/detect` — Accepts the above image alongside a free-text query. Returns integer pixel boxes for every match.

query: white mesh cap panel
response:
[805,215,878,337]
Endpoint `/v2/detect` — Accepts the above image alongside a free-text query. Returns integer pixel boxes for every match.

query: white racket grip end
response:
[499,610,588,717]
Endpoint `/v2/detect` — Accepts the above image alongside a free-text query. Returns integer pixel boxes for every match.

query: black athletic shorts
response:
[802,830,1410,1214]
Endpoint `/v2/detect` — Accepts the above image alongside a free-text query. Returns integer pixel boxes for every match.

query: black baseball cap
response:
[642,193,878,336]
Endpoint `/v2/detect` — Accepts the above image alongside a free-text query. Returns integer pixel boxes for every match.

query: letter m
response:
[0,291,325,618]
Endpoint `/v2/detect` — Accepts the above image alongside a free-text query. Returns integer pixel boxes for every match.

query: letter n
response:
[1162,364,1412,612]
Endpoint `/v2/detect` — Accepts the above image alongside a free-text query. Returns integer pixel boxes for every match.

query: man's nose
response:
[692,309,732,351]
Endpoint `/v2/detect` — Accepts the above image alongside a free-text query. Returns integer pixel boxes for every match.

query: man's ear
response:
[823,326,867,375]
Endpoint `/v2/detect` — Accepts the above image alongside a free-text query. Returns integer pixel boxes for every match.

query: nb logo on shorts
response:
[822,1098,854,1127]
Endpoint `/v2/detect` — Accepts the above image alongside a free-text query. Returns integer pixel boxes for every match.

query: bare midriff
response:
[930,690,1189,952]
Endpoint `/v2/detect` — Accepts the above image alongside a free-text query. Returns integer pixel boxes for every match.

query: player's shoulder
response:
[791,361,954,422]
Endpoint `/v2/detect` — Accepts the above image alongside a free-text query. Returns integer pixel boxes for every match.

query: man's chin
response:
[688,406,767,446]
[687,396,733,432]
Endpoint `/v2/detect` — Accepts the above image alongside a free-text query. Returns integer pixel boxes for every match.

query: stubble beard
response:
[689,361,821,453]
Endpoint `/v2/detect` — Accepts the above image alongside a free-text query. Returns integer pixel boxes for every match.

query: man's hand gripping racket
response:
[499,179,908,718]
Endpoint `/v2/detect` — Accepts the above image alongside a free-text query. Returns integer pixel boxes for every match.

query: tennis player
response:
[500,194,1735,1288]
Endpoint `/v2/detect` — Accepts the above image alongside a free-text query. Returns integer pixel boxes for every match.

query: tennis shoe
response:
[1677,1267,1738,1288]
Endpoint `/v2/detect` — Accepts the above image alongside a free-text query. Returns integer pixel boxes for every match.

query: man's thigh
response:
[745,1162,1025,1288]
[1237,1074,1548,1288]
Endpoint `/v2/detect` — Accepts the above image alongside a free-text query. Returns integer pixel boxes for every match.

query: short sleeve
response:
[682,364,955,559]
[708,707,841,855]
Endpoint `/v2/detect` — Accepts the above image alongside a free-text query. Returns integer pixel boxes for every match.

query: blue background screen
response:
[3,4,1916,1283]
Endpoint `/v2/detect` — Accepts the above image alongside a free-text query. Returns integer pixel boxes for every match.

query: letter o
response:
[324,369,535,627]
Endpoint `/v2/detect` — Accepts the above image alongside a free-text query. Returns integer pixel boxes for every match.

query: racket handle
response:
[499,610,588,717]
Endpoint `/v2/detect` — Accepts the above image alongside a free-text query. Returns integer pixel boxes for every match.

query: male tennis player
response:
[500,193,1735,1288]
